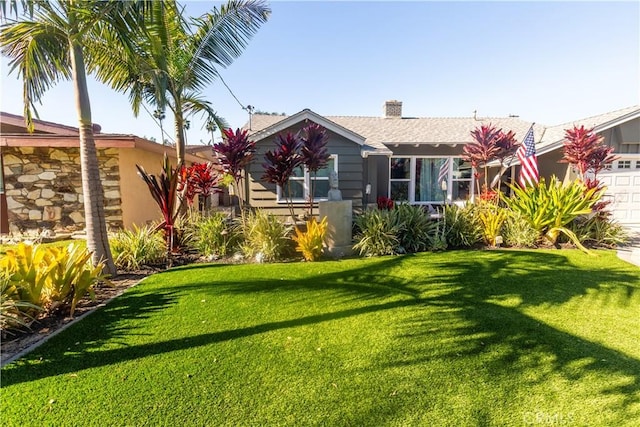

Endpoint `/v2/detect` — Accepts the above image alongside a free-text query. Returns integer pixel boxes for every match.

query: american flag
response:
[438,157,451,185]
[516,125,538,187]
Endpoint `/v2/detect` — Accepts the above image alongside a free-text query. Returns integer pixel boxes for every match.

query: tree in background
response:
[0,0,156,275]
[96,0,270,165]
[462,125,500,198]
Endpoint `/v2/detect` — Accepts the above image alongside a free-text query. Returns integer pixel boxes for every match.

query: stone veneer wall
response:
[2,146,123,234]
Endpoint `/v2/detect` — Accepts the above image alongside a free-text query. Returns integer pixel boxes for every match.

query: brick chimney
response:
[384,100,402,118]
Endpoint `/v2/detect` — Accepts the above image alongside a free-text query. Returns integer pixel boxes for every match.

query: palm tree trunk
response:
[174,106,186,166]
[70,40,117,275]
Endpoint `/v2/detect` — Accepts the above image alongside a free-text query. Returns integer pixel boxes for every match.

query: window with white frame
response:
[617,160,631,169]
[278,155,338,202]
[389,156,474,204]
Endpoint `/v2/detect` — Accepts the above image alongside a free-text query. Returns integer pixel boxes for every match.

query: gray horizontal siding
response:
[248,124,364,213]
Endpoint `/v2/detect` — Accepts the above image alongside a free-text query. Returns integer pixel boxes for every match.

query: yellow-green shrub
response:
[43,244,104,315]
[292,217,327,261]
[0,242,105,316]
[477,202,509,247]
[504,176,600,251]
[0,243,52,307]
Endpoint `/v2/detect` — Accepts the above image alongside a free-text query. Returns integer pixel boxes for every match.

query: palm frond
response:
[1,18,69,129]
[185,0,270,87]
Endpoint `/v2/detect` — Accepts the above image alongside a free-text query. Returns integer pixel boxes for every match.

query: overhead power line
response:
[218,72,253,115]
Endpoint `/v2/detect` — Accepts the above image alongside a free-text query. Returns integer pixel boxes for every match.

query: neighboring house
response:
[244,101,640,230]
[0,112,208,236]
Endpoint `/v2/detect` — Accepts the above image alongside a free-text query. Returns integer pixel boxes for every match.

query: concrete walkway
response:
[617,229,640,267]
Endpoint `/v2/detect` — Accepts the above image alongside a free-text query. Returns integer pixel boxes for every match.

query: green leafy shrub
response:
[240,209,293,262]
[504,176,600,250]
[569,214,629,248]
[393,203,437,253]
[292,217,327,261]
[353,205,437,256]
[353,209,401,257]
[184,212,239,258]
[503,210,539,248]
[443,203,482,248]
[428,218,448,251]
[110,225,166,271]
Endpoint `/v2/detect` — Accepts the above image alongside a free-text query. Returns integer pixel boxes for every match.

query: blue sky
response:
[1,1,638,146]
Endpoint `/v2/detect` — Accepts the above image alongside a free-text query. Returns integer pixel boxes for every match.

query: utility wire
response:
[141,102,176,145]
[218,72,253,114]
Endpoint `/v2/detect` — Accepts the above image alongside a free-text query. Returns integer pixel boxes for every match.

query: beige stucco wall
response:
[118,147,183,229]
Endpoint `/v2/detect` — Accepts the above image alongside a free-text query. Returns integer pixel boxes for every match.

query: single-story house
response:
[244,101,640,230]
[0,112,210,236]
[3,101,638,236]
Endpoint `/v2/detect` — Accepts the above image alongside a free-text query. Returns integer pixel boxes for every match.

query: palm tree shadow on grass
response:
[1,256,421,385]
[3,248,639,423]
[385,250,640,423]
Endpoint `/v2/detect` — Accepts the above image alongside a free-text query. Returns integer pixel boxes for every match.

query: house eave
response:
[249,109,367,146]
[0,134,202,163]
[536,108,640,157]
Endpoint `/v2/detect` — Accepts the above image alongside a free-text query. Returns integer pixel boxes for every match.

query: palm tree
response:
[95,0,270,165]
[0,1,153,275]
[153,108,166,145]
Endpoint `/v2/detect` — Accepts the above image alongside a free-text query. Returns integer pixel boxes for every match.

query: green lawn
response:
[2,249,639,426]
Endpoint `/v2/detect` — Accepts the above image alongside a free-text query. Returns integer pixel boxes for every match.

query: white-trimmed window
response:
[617,160,632,169]
[278,155,338,203]
[389,156,474,204]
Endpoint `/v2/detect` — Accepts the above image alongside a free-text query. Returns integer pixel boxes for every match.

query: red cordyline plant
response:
[462,125,520,199]
[136,154,182,266]
[261,131,303,220]
[462,125,500,198]
[561,125,618,212]
[494,130,519,165]
[179,162,221,212]
[300,123,330,217]
[213,128,256,212]
[562,125,618,184]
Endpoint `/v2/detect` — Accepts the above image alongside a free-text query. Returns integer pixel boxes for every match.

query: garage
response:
[599,156,640,231]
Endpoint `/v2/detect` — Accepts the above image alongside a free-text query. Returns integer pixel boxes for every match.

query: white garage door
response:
[600,157,640,229]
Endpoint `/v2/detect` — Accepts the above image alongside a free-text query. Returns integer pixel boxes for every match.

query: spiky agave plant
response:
[504,176,601,252]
